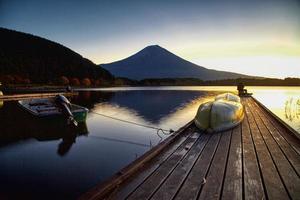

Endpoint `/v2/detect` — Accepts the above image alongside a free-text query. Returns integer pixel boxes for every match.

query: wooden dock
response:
[80,97,300,200]
[0,92,78,101]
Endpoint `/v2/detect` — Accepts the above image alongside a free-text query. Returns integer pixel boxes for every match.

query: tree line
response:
[0,74,111,87]
[1,74,300,87]
[112,77,300,86]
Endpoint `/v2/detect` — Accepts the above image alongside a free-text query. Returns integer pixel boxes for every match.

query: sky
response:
[1,0,299,78]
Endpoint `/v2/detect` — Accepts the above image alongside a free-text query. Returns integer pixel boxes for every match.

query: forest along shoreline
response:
[1,76,300,94]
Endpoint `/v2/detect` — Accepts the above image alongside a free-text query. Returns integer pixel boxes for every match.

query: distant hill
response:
[101,45,253,80]
[0,27,113,83]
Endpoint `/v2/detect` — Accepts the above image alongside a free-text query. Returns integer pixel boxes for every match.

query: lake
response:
[0,86,299,199]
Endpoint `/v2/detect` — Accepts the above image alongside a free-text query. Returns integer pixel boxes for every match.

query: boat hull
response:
[18,98,88,123]
[73,109,88,123]
[194,100,244,132]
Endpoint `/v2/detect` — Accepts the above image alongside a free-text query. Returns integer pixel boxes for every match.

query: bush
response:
[81,78,91,86]
[23,78,31,84]
[94,79,101,86]
[14,75,24,84]
[114,78,125,86]
[58,76,69,85]
[0,75,15,84]
[70,77,80,86]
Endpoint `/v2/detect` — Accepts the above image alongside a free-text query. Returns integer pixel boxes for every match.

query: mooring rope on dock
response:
[90,111,175,136]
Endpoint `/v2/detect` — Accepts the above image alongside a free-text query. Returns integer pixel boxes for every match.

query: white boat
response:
[194,99,244,132]
[215,92,240,103]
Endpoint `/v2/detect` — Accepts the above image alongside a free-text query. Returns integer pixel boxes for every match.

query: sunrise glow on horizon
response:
[1,0,299,78]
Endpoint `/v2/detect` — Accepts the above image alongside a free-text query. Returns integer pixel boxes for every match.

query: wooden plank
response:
[150,133,211,200]
[221,125,243,200]
[108,127,196,199]
[251,98,300,155]
[198,130,232,200]
[174,133,221,200]
[252,97,300,140]
[250,100,300,176]
[80,121,195,200]
[245,100,289,199]
[240,105,265,200]
[248,99,300,199]
[127,131,201,200]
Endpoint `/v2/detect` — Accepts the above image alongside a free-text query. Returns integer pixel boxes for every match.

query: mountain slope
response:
[0,27,113,83]
[101,45,252,80]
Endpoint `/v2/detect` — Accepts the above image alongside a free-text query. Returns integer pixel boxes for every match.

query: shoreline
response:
[2,85,300,94]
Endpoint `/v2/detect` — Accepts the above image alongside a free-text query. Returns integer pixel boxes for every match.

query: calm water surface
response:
[249,86,300,134]
[0,86,299,199]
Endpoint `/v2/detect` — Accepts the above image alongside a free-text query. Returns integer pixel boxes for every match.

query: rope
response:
[90,111,175,136]
[88,135,151,148]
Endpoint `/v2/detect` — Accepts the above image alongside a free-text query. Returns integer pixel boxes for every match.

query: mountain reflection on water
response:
[73,90,218,125]
[70,89,219,148]
[0,88,219,200]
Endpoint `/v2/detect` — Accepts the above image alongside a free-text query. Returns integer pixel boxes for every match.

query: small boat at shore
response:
[18,96,88,123]
[194,97,244,132]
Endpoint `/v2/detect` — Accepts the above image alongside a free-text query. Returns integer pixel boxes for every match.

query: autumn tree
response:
[14,75,24,84]
[81,78,91,86]
[0,75,15,84]
[58,76,69,85]
[70,77,80,86]
[23,78,31,84]
[94,79,101,86]
[114,78,125,86]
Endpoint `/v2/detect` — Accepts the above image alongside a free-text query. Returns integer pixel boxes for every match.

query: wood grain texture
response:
[198,130,232,200]
[150,133,211,200]
[174,133,221,200]
[127,132,201,200]
[221,126,243,200]
[240,106,265,200]
[246,99,289,199]
[248,99,300,199]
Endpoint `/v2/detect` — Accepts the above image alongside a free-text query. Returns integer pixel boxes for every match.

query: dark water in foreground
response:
[0,86,299,200]
[0,88,220,200]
